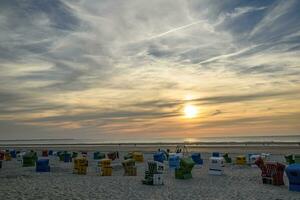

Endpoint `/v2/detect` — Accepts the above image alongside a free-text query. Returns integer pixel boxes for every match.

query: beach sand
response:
[0,145,300,200]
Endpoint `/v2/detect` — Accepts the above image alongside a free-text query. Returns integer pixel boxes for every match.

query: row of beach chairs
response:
[1,149,300,191]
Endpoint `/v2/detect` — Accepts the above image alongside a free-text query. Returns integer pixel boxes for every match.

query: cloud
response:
[0,0,299,140]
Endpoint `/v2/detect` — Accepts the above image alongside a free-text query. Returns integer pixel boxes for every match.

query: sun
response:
[184,105,198,118]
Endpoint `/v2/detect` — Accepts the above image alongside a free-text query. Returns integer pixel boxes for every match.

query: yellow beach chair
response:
[132,152,144,162]
[99,159,112,176]
[73,158,88,175]
[236,155,246,165]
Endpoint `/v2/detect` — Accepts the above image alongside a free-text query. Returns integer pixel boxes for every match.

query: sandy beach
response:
[1,145,300,200]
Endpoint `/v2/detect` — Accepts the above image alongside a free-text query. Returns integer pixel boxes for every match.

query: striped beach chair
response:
[255,157,285,185]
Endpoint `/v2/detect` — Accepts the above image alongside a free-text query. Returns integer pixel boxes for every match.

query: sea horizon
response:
[1,134,300,145]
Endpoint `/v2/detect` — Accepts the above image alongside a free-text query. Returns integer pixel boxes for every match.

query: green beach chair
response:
[175,157,195,179]
[72,152,78,158]
[124,152,133,160]
[294,155,300,164]
[223,153,232,163]
[22,152,37,167]
[285,155,295,165]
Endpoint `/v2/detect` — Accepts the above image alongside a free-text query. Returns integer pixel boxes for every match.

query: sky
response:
[0,0,300,141]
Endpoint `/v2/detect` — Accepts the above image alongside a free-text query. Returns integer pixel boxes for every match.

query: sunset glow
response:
[0,1,299,141]
[184,105,198,118]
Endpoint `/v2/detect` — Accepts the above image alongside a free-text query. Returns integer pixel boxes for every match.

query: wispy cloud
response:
[0,0,299,140]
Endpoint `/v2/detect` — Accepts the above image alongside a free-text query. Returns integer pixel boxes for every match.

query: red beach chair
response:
[107,151,119,161]
[255,157,285,185]
[0,152,4,160]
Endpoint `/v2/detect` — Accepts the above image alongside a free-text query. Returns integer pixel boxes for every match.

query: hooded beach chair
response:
[36,159,50,172]
[73,157,88,175]
[294,155,300,164]
[42,150,48,157]
[4,152,11,161]
[285,154,295,165]
[124,152,133,160]
[169,155,180,169]
[154,152,166,163]
[122,159,137,176]
[107,151,119,161]
[0,151,4,160]
[255,157,285,185]
[236,155,246,165]
[59,151,72,162]
[261,153,271,161]
[17,152,25,162]
[132,152,144,162]
[10,150,17,158]
[223,153,232,163]
[249,155,261,167]
[23,152,37,167]
[175,157,195,179]
[93,152,105,160]
[209,157,225,175]
[72,152,78,158]
[285,164,300,192]
[191,153,203,165]
[142,161,164,185]
[212,152,220,157]
[158,149,169,160]
[99,159,112,176]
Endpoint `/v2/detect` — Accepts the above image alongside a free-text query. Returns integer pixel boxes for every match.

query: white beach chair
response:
[209,157,225,175]
[249,155,261,167]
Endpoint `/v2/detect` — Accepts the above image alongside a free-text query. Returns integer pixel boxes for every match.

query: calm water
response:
[0,135,300,145]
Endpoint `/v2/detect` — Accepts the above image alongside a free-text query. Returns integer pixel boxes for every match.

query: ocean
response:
[0,135,300,145]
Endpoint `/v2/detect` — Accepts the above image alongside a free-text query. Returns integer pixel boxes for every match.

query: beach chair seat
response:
[223,153,232,163]
[191,153,203,165]
[285,164,300,192]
